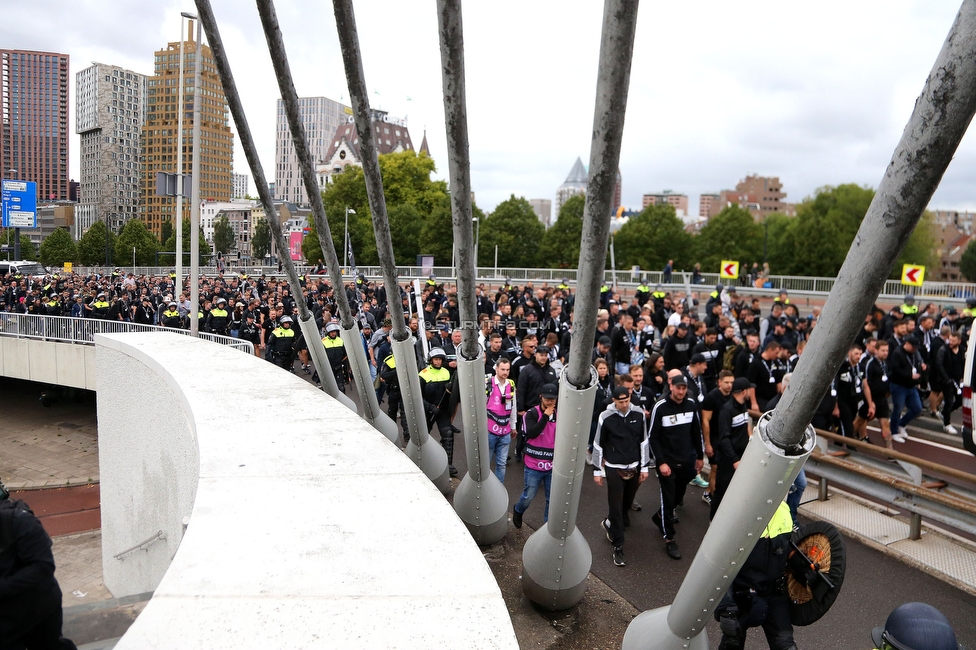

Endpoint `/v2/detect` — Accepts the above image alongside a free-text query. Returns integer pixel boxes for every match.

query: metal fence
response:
[53,265,976,304]
[0,313,254,355]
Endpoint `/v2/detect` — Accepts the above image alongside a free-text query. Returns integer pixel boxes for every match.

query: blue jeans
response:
[786,468,807,524]
[890,383,922,430]
[514,466,552,522]
[487,433,511,483]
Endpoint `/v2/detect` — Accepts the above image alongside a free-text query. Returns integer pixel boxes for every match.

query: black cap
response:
[732,377,755,393]
[540,383,559,398]
[598,335,612,346]
[689,353,707,365]
[611,386,631,400]
[776,316,789,326]
[536,345,550,354]
[904,335,921,348]
[670,374,687,387]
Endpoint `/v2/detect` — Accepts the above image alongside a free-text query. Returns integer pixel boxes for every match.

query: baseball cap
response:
[689,353,707,365]
[540,383,559,398]
[612,386,631,400]
[732,377,755,393]
[598,335,612,346]
[670,374,687,387]
[536,345,550,354]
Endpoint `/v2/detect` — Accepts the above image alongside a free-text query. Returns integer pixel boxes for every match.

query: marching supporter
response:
[834,343,865,443]
[710,377,753,519]
[643,352,668,400]
[587,358,614,465]
[855,339,893,448]
[935,330,964,435]
[663,322,693,370]
[889,336,923,443]
[648,373,704,560]
[700,370,735,506]
[683,353,709,407]
[516,343,559,432]
[592,385,650,568]
[610,313,637,375]
[746,341,783,412]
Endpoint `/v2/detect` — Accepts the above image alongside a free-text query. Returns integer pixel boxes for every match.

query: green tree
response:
[0,229,38,261]
[160,218,173,246]
[302,222,324,266]
[252,217,272,260]
[114,218,160,266]
[160,218,212,266]
[478,195,545,268]
[417,194,454,264]
[693,205,763,273]
[538,194,585,268]
[39,228,77,266]
[388,203,423,265]
[758,212,794,279]
[960,239,976,282]
[614,204,693,272]
[213,215,237,255]
[895,209,938,277]
[77,221,115,266]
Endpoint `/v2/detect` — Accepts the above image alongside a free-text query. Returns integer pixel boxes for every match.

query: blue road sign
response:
[1,180,38,228]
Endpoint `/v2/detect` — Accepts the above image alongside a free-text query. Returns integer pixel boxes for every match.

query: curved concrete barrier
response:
[95,332,517,649]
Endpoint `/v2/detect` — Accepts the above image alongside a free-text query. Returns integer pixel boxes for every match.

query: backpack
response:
[723,343,742,372]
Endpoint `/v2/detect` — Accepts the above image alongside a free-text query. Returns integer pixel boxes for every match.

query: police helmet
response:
[168,301,178,308]
[216,298,226,305]
[967,296,976,308]
[280,316,293,325]
[429,347,447,361]
[904,293,915,303]
[716,283,724,292]
[50,293,57,298]
[326,323,341,334]
[872,602,960,650]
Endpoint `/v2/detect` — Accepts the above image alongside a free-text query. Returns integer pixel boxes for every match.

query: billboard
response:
[289,231,304,261]
[1,180,37,228]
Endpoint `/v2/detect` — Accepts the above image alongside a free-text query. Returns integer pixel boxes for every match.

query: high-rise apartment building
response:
[275,96,349,205]
[140,24,234,239]
[555,157,587,218]
[0,50,70,201]
[643,190,688,216]
[232,172,249,199]
[75,63,147,237]
[735,175,787,217]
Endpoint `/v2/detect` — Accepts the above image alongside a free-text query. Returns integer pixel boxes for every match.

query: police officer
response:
[322,322,348,392]
[871,602,960,650]
[266,315,297,369]
[160,301,182,329]
[420,347,457,476]
[206,297,230,335]
[0,477,78,649]
[900,293,919,316]
[91,292,110,319]
[714,501,796,650]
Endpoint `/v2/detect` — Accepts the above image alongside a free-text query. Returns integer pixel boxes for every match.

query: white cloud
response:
[4,0,974,213]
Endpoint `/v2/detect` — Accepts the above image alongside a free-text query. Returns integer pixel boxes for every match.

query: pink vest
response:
[487,378,514,436]
[524,406,557,472]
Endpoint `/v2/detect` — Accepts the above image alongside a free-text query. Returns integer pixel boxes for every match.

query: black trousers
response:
[430,411,455,464]
[710,463,735,521]
[605,469,641,547]
[0,586,77,650]
[837,396,859,439]
[943,386,962,426]
[387,390,409,441]
[656,460,696,540]
[716,591,795,650]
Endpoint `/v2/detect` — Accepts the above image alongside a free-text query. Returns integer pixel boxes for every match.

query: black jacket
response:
[592,403,649,476]
[649,395,704,464]
[715,398,750,465]
[888,344,918,388]
[517,360,558,412]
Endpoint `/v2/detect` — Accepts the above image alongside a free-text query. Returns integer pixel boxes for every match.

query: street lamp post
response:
[175,14,191,287]
[185,11,203,337]
[343,206,355,267]
[473,216,480,275]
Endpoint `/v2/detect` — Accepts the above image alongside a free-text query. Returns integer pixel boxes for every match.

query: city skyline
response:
[3,1,976,216]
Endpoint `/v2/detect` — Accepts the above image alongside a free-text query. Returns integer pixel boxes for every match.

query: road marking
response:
[865,425,971,454]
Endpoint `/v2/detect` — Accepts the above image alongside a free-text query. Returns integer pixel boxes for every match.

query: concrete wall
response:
[0,337,95,389]
[95,332,517,649]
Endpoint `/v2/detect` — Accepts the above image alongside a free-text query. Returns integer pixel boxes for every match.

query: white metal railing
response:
[0,313,254,355]
[49,265,976,303]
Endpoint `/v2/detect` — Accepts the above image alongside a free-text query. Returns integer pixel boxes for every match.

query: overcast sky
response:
[4,0,976,214]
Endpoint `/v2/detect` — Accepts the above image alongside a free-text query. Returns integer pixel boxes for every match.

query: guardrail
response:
[0,313,254,355]
[61,265,975,304]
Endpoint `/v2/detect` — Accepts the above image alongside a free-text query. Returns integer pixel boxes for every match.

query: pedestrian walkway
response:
[799,480,976,596]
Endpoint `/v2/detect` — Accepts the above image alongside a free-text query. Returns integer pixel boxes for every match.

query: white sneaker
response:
[585,451,593,466]
[897,426,908,437]
[892,432,908,443]
[944,424,959,435]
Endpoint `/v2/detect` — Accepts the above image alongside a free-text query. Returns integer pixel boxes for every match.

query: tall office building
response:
[0,50,70,201]
[232,172,249,199]
[75,63,147,237]
[275,96,349,206]
[555,157,587,218]
[140,23,234,239]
